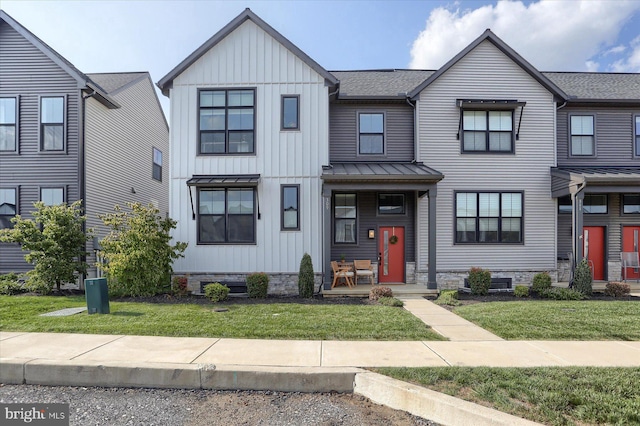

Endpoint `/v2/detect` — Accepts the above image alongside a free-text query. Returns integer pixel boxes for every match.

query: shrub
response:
[377,296,404,307]
[434,289,460,306]
[573,259,593,296]
[246,272,269,298]
[369,286,393,301]
[605,282,631,298]
[514,285,529,298]
[468,267,491,295]
[531,272,552,293]
[0,272,26,295]
[171,276,189,297]
[204,282,230,302]
[540,287,586,300]
[298,253,314,298]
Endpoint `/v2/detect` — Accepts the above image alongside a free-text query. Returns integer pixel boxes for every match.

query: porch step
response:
[323,284,438,298]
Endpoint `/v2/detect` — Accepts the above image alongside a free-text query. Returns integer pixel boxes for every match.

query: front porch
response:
[322,283,439,298]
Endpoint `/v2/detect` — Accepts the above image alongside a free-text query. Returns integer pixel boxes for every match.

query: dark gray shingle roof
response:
[543,72,640,100]
[86,72,148,94]
[331,70,434,99]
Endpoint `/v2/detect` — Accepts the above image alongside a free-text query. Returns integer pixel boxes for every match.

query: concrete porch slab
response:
[425,341,567,367]
[0,332,123,360]
[526,341,640,366]
[321,341,448,367]
[193,339,322,367]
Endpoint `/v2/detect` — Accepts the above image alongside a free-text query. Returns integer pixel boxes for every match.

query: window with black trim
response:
[623,194,640,214]
[558,194,608,214]
[199,89,255,154]
[570,115,594,156]
[462,110,513,152]
[281,185,299,230]
[0,188,17,229]
[281,95,299,130]
[635,116,640,157]
[359,113,384,154]
[153,148,162,181]
[39,187,64,206]
[198,188,255,244]
[40,97,64,151]
[456,192,522,243]
[0,98,17,152]
[378,194,405,215]
[334,193,356,243]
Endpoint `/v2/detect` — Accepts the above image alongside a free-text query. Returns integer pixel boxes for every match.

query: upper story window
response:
[153,148,162,182]
[0,98,17,152]
[558,194,608,214]
[40,187,64,206]
[199,89,255,155]
[635,116,640,157]
[281,95,299,130]
[462,110,513,152]
[334,193,357,243]
[378,194,405,215]
[570,115,595,156]
[456,192,523,243]
[281,185,300,231]
[623,194,640,214]
[359,113,384,154]
[41,97,64,151]
[198,188,255,244]
[0,188,17,229]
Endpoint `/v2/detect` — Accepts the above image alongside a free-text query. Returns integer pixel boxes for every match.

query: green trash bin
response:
[85,278,110,314]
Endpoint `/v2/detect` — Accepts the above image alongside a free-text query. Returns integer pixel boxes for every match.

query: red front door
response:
[622,226,640,280]
[583,226,605,280]
[378,226,405,283]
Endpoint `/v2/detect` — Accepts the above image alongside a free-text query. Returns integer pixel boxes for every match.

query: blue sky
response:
[3,0,639,115]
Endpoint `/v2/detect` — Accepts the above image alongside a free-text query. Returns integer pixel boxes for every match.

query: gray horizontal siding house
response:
[0,10,168,281]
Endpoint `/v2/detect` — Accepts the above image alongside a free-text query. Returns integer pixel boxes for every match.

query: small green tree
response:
[298,253,314,298]
[98,203,187,297]
[468,267,491,295]
[531,272,552,293]
[0,201,90,294]
[573,258,593,296]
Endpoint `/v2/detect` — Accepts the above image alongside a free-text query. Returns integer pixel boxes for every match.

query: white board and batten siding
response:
[169,19,329,274]
[416,40,557,272]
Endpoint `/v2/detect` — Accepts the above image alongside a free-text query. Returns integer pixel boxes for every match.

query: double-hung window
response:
[570,115,595,156]
[0,188,17,229]
[41,97,64,151]
[198,188,255,244]
[635,116,640,157]
[281,185,300,230]
[359,113,384,154]
[40,188,64,206]
[281,95,299,130]
[462,110,513,152]
[623,194,640,214]
[456,192,523,243]
[153,148,162,181]
[0,98,17,152]
[334,193,356,243]
[199,89,255,154]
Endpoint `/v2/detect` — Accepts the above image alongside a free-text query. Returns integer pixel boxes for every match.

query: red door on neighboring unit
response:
[622,226,640,280]
[378,226,405,283]
[583,226,605,280]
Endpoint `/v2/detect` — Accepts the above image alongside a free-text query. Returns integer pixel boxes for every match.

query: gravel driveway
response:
[0,385,438,425]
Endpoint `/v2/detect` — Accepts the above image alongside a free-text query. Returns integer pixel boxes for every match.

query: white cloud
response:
[611,36,640,72]
[604,45,627,56]
[410,0,640,72]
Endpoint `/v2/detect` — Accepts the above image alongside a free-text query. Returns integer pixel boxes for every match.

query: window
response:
[281,185,299,230]
[199,89,255,154]
[623,194,640,214]
[0,98,17,152]
[334,193,356,243]
[456,192,523,243]
[462,110,513,152]
[0,188,17,229]
[635,116,640,157]
[378,194,405,215]
[153,148,162,181]
[570,115,594,156]
[40,97,64,151]
[198,188,255,244]
[359,113,384,154]
[281,95,299,130]
[40,188,64,206]
[558,194,608,214]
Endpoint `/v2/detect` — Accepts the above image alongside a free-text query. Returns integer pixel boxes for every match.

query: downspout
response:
[570,179,587,285]
[79,90,94,288]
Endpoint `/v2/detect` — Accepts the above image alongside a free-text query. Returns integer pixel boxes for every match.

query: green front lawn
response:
[378,366,640,426]
[454,300,640,340]
[0,295,444,340]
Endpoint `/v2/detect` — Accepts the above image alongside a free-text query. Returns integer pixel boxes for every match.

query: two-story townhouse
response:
[157,9,338,294]
[545,72,640,282]
[321,70,442,290]
[0,11,169,280]
[410,30,568,289]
